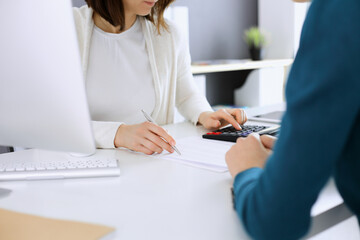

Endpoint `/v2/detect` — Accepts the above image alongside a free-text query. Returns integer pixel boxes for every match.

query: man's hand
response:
[225,134,277,178]
[260,134,277,150]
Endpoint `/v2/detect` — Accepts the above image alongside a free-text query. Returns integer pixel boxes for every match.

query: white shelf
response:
[191,59,293,74]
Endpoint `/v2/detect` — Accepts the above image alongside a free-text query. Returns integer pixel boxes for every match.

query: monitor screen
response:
[0,0,95,155]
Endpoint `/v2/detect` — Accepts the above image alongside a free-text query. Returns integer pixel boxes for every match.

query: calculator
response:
[202,125,280,142]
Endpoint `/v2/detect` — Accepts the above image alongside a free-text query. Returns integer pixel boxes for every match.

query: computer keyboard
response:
[202,125,280,142]
[0,156,120,181]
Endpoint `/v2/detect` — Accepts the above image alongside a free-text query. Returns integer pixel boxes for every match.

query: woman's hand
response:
[198,108,248,130]
[225,134,277,178]
[114,122,176,155]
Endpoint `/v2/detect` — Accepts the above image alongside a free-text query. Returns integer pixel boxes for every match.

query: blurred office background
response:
[72,0,309,60]
[72,0,257,61]
[0,1,308,152]
[71,0,309,111]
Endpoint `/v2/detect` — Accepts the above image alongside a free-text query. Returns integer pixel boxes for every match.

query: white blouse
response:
[73,6,213,148]
[86,18,155,125]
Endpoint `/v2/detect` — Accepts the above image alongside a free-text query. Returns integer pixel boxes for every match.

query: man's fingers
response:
[260,135,277,149]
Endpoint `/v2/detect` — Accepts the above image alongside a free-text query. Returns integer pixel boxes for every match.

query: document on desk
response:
[156,136,235,172]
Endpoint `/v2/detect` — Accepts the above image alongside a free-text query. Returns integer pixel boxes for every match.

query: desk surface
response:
[191,59,293,74]
[0,106,345,240]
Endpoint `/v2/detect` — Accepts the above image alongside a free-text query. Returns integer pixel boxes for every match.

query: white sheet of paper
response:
[155,136,235,172]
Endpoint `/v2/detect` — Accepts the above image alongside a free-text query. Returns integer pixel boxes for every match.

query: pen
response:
[141,109,181,155]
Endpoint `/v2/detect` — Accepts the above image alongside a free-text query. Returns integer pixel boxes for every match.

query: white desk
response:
[0,106,352,240]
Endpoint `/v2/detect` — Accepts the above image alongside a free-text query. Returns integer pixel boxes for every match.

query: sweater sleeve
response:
[232,1,360,239]
[91,121,122,149]
[169,22,213,125]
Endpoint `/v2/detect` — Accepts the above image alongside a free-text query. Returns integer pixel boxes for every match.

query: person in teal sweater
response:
[225,0,360,239]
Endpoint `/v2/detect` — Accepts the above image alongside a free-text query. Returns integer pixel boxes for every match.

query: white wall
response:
[259,0,310,59]
[72,0,258,61]
[235,1,310,108]
[164,6,189,46]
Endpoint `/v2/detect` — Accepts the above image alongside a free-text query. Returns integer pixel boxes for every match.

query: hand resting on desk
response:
[225,134,277,178]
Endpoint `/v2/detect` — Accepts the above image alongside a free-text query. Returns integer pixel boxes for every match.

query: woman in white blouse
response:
[73,0,247,155]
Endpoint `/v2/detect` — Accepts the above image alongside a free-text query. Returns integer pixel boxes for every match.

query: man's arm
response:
[229,0,360,239]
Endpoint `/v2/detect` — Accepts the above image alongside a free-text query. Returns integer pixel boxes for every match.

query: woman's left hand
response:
[198,108,248,130]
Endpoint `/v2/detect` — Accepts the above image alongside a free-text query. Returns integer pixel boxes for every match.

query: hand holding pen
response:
[141,110,181,155]
[113,111,180,155]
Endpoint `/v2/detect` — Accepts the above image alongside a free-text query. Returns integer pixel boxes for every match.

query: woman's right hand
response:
[114,122,176,155]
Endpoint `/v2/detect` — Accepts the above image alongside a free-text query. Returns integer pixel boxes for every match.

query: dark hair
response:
[84,0,175,34]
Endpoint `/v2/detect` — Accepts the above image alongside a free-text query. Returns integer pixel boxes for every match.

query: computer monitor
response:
[0,0,95,155]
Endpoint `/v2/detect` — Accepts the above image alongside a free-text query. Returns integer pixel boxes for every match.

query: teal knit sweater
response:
[233,0,360,239]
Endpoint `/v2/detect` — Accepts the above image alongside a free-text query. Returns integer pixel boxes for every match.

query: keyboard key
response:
[107,160,118,168]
